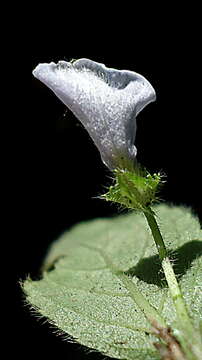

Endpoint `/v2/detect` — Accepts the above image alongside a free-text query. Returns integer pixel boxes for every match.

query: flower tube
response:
[33,59,156,170]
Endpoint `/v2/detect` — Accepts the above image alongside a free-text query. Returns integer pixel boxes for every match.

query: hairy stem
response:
[143,208,167,261]
[144,207,202,360]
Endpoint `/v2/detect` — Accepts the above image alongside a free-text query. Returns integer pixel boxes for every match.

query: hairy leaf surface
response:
[24,205,202,359]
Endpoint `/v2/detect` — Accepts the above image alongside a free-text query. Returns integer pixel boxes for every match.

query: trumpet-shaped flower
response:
[33,59,156,170]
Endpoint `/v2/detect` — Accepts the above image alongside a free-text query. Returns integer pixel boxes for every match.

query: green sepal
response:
[102,167,163,211]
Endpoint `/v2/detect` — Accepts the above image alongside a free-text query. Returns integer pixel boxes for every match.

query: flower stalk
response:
[104,168,202,359]
[143,207,167,261]
[143,208,202,360]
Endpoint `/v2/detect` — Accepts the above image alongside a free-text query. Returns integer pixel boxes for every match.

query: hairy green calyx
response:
[103,168,162,211]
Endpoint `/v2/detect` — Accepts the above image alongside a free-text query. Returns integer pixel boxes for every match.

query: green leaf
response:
[23,205,202,360]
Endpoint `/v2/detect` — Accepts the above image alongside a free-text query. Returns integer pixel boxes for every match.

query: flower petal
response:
[33,59,156,169]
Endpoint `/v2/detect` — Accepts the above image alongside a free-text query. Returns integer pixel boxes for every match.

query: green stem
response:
[144,207,202,360]
[143,208,167,261]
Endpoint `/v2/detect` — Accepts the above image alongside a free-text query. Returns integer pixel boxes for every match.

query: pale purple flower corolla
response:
[33,59,156,170]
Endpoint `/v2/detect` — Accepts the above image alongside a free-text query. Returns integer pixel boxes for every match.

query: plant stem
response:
[143,208,167,261]
[143,207,202,360]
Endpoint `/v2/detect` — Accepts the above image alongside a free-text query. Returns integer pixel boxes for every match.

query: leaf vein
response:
[39,293,152,335]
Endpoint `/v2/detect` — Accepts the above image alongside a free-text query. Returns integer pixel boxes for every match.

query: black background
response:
[15,9,201,360]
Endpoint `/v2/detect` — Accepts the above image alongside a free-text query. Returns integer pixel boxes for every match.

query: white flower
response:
[33,58,156,170]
